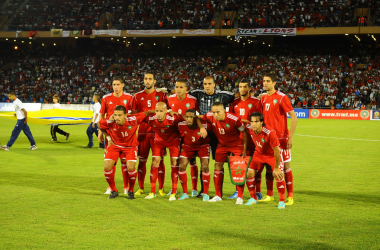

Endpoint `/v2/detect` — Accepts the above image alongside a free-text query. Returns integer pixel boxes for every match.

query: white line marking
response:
[294,134,380,142]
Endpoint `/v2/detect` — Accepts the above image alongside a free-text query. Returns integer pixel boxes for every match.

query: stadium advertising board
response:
[309,109,370,120]
[371,110,380,120]
[235,28,296,40]
[126,30,180,35]
[42,104,93,111]
[183,29,214,35]
[287,109,309,119]
[0,102,41,112]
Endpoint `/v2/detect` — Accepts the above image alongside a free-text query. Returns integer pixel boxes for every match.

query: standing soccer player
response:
[242,112,286,209]
[50,94,70,142]
[98,77,134,195]
[201,102,247,202]
[189,76,235,197]
[168,80,200,197]
[131,72,168,197]
[228,79,262,199]
[85,94,104,148]
[261,74,297,205]
[177,109,211,201]
[99,106,154,199]
[1,92,37,151]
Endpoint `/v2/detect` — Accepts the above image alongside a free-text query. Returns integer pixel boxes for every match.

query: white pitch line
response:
[294,134,380,142]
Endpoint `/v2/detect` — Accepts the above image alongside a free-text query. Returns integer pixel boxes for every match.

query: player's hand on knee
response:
[272,168,284,180]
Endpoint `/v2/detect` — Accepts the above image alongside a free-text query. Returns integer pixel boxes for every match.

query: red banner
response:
[309,109,370,120]
[227,156,251,185]
[28,31,37,37]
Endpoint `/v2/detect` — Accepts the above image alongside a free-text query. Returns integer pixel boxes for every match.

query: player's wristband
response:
[106,136,111,141]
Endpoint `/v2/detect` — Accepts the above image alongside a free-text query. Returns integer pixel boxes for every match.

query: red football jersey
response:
[260,91,293,139]
[144,114,183,141]
[201,112,245,147]
[178,122,211,147]
[229,96,262,120]
[131,89,168,134]
[100,92,133,118]
[99,113,147,147]
[168,93,199,114]
[246,124,280,156]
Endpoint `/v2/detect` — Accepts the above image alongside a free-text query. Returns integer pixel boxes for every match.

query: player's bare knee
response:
[284,162,290,169]
[247,169,255,178]
[170,158,177,166]
[127,162,136,171]
[104,161,114,171]
[215,162,224,170]
[152,157,160,167]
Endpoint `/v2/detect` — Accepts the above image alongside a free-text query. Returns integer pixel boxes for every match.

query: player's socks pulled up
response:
[255,168,263,193]
[170,165,179,195]
[104,168,117,192]
[178,170,188,194]
[190,163,198,192]
[213,170,223,198]
[246,177,257,200]
[158,160,165,190]
[137,158,147,190]
[285,168,294,198]
[245,198,258,205]
[266,170,274,197]
[150,166,159,194]
[202,172,211,195]
[178,193,189,200]
[236,185,244,199]
[121,163,129,190]
[128,170,137,192]
[276,179,286,202]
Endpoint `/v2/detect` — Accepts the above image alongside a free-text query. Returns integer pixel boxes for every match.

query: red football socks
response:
[158,160,165,190]
[246,177,257,199]
[213,170,223,197]
[236,184,244,198]
[190,163,198,191]
[266,169,274,197]
[285,168,293,198]
[178,170,188,194]
[171,165,179,194]
[128,170,137,192]
[255,168,263,193]
[150,166,159,194]
[121,163,129,189]
[276,178,286,202]
[202,171,210,195]
[104,167,117,192]
[137,158,147,189]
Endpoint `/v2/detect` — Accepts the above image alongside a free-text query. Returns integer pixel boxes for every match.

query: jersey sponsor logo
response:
[123,100,127,105]
[128,126,132,130]
[155,96,159,101]
[226,124,230,129]
[311,109,319,118]
[360,110,369,119]
[261,138,265,143]
[248,104,253,108]
[273,99,278,105]
[165,125,170,128]
[186,103,190,108]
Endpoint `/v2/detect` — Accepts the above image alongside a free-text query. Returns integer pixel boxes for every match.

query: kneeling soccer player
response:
[242,112,286,209]
[99,105,153,199]
[177,109,211,201]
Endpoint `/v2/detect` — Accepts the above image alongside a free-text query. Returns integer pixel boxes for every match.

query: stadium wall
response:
[0,103,93,111]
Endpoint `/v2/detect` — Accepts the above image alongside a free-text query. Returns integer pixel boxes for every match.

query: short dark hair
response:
[249,112,266,126]
[239,78,250,85]
[212,102,224,108]
[113,76,125,84]
[185,109,197,116]
[263,73,277,83]
[8,92,15,96]
[93,94,101,101]
[114,105,127,114]
[144,72,155,80]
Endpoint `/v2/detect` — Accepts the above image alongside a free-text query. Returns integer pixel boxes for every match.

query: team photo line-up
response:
[2,72,297,209]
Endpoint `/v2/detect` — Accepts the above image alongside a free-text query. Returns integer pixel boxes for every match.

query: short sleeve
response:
[280,95,293,113]
[134,112,147,124]
[131,96,138,111]
[269,131,280,148]
[235,117,245,131]
[99,118,108,130]
[16,100,24,110]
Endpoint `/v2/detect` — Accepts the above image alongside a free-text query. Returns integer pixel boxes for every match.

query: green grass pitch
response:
[1,116,380,249]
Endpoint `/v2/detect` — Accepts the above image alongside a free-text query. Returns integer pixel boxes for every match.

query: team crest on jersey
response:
[186,103,190,108]
[248,104,253,108]
[123,100,127,105]
[273,99,278,105]
[128,126,132,130]
[155,96,159,101]
[226,124,230,129]
[165,125,170,128]
[197,132,200,135]
[261,138,265,143]
[215,98,220,102]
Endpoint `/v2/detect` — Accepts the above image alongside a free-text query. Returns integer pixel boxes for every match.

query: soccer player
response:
[131,72,168,197]
[189,76,235,197]
[85,94,104,148]
[99,105,154,199]
[50,94,70,142]
[98,77,134,195]
[177,109,211,201]
[1,92,37,151]
[242,112,286,209]
[261,74,297,205]
[228,79,262,199]
[168,80,200,197]
[201,102,247,202]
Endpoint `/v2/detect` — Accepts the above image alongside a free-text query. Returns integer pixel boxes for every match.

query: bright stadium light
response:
[42,43,44,46]
[14,46,18,50]
[117,39,119,41]
[14,39,16,42]
[154,43,156,45]
[22,41,24,43]
[345,34,349,35]
[75,37,78,39]
[111,38,113,40]
[6,38,8,40]
[283,35,286,37]
[29,37,32,39]
[123,37,126,38]
[123,40,125,43]
[29,42,31,44]
[173,36,176,38]
[128,41,130,44]
[54,43,56,46]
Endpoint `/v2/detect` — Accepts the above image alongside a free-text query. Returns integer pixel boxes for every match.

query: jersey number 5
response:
[147,100,151,107]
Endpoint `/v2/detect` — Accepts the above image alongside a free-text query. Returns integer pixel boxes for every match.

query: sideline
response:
[294,134,380,142]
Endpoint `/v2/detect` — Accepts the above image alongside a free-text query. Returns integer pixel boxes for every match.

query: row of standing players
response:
[95,74,297,209]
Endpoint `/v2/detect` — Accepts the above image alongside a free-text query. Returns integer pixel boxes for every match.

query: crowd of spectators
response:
[0,40,379,110]
[225,0,375,28]
[3,0,380,31]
